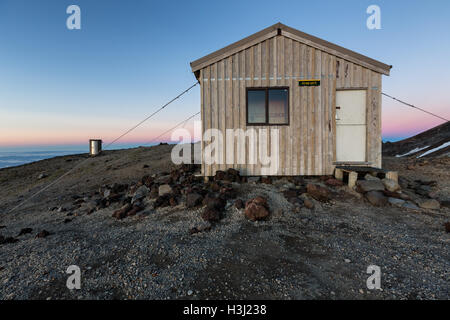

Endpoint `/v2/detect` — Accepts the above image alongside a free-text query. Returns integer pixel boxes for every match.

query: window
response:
[247,87,289,125]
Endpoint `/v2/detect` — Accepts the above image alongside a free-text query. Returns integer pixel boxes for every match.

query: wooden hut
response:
[190,23,392,176]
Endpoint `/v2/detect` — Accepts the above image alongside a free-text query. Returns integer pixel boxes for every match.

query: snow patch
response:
[417,141,450,158]
[395,146,429,158]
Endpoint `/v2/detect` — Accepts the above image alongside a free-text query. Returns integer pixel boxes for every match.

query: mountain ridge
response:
[383,121,450,158]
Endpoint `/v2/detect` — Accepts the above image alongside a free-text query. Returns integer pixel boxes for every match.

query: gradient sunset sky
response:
[0,0,449,147]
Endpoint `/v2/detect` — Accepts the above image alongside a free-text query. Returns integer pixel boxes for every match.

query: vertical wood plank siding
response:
[201,35,382,176]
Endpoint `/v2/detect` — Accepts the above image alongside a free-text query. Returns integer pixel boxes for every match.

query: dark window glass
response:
[247,90,266,124]
[246,88,289,125]
[268,89,289,124]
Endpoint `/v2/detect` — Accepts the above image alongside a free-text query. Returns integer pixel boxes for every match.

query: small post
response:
[348,171,358,188]
[335,168,343,181]
[89,139,102,156]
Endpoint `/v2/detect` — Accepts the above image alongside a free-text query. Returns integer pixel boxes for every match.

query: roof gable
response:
[190,23,391,77]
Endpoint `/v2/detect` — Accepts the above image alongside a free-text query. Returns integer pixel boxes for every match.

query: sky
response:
[0,0,449,148]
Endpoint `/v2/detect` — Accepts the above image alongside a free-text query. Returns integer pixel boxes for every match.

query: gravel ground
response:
[0,146,448,300]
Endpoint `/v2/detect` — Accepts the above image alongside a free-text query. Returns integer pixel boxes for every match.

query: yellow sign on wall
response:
[298,79,320,87]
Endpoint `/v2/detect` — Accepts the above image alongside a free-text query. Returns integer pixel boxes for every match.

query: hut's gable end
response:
[191,23,391,76]
[199,35,383,176]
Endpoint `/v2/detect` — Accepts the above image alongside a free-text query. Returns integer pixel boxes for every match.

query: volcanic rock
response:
[382,178,400,192]
[418,199,440,210]
[325,178,344,187]
[356,180,385,193]
[17,228,33,236]
[364,174,380,181]
[365,191,388,206]
[190,221,212,234]
[260,176,272,184]
[0,236,18,244]
[306,184,330,202]
[388,197,405,207]
[303,199,314,209]
[403,201,420,210]
[234,199,244,209]
[186,193,203,208]
[112,203,132,219]
[244,196,270,221]
[444,222,450,233]
[36,230,51,238]
[201,208,221,222]
[203,193,226,211]
[159,184,172,196]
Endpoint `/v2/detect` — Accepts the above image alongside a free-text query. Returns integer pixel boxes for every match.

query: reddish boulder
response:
[141,175,154,187]
[444,222,450,233]
[365,191,388,206]
[186,193,203,208]
[304,199,314,209]
[36,230,51,238]
[201,208,221,222]
[250,196,268,207]
[126,205,144,217]
[383,190,404,199]
[244,196,270,221]
[112,203,132,219]
[306,184,330,202]
[234,199,244,209]
[325,178,344,187]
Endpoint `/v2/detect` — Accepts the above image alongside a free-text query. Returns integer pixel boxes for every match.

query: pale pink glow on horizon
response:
[382,100,448,140]
[0,123,201,147]
[1,119,445,147]
[1,100,447,146]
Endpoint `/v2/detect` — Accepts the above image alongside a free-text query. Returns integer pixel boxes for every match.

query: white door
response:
[336,90,367,162]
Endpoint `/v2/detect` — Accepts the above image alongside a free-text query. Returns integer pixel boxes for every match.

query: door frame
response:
[333,87,369,165]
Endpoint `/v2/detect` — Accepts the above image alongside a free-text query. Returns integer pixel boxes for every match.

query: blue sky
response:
[0,0,449,147]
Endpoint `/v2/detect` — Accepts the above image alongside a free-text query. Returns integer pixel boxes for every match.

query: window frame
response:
[246,87,290,126]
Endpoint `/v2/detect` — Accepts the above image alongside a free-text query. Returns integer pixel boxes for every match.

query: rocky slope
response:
[383,121,450,158]
[0,144,449,300]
